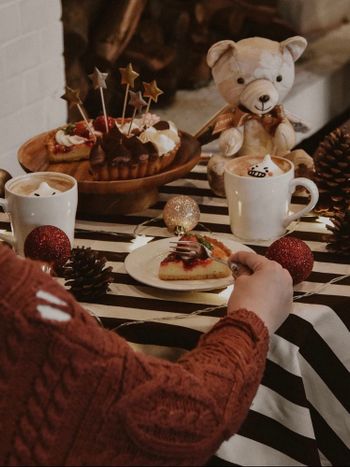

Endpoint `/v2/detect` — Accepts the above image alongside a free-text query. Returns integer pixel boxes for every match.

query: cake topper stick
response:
[119,63,139,125]
[60,86,96,141]
[88,67,109,133]
[143,80,163,113]
[127,91,147,135]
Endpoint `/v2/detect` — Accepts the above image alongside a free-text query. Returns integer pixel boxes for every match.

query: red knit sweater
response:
[0,245,269,466]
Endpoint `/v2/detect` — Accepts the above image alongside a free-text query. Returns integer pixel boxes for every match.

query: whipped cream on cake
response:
[135,112,160,128]
[138,121,180,156]
[115,120,140,135]
[115,113,161,135]
[54,130,89,147]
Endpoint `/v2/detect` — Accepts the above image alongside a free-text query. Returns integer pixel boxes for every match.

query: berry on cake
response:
[159,234,232,280]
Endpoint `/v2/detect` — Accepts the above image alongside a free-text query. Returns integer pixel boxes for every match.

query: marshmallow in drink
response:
[29,182,62,197]
[247,154,284,178]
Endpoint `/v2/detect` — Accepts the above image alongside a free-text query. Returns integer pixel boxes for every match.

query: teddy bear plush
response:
[204,36,314,196]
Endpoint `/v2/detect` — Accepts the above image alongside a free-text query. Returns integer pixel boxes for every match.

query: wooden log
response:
[61,0,103,58]
[124,47,176,72]
[93,0,147,63]
[210,0,297,41]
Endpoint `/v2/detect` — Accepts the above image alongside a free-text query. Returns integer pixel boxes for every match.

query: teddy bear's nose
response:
[259,95,270,103]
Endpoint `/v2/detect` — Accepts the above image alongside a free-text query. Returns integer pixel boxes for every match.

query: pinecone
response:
[326,207,350,256]
[313,127,350,215]
[64,247,113,300]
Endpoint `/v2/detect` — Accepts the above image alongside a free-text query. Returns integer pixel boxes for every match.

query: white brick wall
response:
[0,0,66,176]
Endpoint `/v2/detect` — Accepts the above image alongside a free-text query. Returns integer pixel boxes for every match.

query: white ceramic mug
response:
[0,172,78,255]
[224,155,319,241]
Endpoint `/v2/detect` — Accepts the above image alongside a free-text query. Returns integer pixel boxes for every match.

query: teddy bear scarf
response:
[212,105,284,136]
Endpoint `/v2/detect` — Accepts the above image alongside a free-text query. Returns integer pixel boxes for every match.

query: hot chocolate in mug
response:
[224,155,319,241]
[0,172,78,255]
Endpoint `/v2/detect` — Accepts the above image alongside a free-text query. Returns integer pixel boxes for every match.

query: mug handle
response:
[283,177,319,227]
[0,197,8,212]
[0,198,15,246]
[0,232,15,246]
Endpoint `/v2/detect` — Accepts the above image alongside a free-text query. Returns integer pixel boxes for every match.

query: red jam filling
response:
[54,140,93,154]
[161,253,211,270]
[54,144,72,154]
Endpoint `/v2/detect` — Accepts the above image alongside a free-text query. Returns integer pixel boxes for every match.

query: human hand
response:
[228,251,293,334]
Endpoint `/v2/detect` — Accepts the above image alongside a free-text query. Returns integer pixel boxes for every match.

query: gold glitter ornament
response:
[163,196,200,234]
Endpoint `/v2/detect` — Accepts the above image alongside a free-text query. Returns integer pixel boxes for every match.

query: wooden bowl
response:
[18,131,201,216]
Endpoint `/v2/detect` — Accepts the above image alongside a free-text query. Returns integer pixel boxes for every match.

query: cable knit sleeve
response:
[116,311,268,466]
[0,244,268,467]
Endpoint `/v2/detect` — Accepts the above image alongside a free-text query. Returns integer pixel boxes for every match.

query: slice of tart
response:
[46,116,117,163]
[159,234,231,280]
[46,121,98,163]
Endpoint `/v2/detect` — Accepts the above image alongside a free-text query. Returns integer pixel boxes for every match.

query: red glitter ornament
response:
[265,236,314,284]
[24,225,71,272]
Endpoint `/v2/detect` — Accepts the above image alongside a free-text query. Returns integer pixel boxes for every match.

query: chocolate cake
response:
[89,119,180,180]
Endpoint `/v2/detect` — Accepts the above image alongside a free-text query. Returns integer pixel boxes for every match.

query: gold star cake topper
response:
[119,63,140,123]
[128,90,147,112]
[88,67,109,132]
[127,91,147,135]
[119,63,139,88]
[143,80,163,112]
[60,86,95,140]
[88,67,108,89]
[143,80,163,102]
[60,86,82,109]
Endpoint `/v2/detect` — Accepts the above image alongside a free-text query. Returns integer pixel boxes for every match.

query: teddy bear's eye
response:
[237,77,245,84]
[276,75,283,82]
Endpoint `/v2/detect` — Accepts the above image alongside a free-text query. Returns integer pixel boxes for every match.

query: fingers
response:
[230,251,294,283]
[230,251,269,273]
[231,261,251,278]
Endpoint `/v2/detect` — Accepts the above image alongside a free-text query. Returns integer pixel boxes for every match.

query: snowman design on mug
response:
[29,182,62,197]
[247,154,284,178]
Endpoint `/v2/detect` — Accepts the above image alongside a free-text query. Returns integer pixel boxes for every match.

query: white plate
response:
[124,236,254,291]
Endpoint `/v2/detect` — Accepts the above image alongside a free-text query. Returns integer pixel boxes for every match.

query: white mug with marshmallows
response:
[0,172,78,256]
[224,155,319,241]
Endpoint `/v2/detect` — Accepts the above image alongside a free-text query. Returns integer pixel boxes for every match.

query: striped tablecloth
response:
[1,161,349,466]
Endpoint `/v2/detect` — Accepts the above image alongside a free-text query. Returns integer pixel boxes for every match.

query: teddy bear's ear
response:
[207,40,237,68]
[280,36,307,62]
